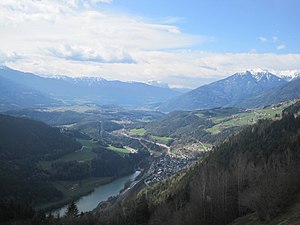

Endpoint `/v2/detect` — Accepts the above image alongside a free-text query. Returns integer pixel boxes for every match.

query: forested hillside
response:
[0,114,81,160]
[89,101,300,225]
[137,102,292,150]
[0,114,81,208]
[144,107,241,145]
[0,114,149,223]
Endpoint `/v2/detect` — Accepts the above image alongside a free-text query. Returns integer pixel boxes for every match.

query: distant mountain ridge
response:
[159,69,288,111]
[237,78,300,108]
[0,66,181,109]
[0,75,59,110]
[1,66,299,112]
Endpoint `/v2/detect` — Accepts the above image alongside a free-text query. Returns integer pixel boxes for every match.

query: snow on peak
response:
[246,68,270,75]
[236,69,273,81]
[73,77,106,82]
[272,70,300,81]
[69,77,107,86]
[44,74,70,80]
[48,75,106,84]
[147,80,169,89]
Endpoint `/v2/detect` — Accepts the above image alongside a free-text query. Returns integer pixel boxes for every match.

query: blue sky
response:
[0,0,299,88]
[101,0,300,53]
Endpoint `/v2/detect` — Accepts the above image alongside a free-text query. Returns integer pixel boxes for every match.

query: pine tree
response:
[65,201,79,217]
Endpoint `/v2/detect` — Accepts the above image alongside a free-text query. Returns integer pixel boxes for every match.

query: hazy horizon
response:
[0,0,300,88]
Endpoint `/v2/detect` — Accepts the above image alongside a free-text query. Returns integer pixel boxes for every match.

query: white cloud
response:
[258,36,268,43]
[272,36,278,43]
[0,1,204,54]
[277,44,286,50]
[0,1,299,88]
[47,44,136,64]
[91,0,113,3]
[7,50,300,88]
[0,50,23,63]
[162,17,184,24]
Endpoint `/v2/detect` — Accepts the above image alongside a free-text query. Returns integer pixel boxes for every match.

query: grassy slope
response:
[130,128,146,136]
[151,135,173,144]
[60,139,99,161]
[107,145,131,154]
[206,101,293,134]
[39,139,99,170]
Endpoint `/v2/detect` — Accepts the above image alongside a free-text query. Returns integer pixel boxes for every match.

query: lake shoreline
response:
[37,177,114,215]
[46,171,141,216]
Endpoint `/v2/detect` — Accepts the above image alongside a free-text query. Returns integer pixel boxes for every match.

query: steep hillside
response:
[0,114,81,160]
[230,194,300,225]
[159,70,287,112]
[0,114,81,203]
[237,78,300,108]
[91,101,300,225]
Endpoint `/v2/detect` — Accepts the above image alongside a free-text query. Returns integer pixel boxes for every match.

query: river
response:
[53,171,141,216]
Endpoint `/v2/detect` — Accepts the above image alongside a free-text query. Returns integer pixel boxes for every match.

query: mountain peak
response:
[245,68,270,75]
[236,69,275,81]
[159,69,287,111]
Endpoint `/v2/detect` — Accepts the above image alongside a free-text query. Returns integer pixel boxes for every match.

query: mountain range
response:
[1,66,300,112]
[0,75,58,110]
[159,69,300,111]
[0,66,180,110]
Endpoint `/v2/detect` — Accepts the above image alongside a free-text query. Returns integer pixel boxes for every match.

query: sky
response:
[0,0,300,88]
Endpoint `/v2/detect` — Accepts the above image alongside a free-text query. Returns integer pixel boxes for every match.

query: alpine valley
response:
[2,1,300,224]
[1,64,300,225]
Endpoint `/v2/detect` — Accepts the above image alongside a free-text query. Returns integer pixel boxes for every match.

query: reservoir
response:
[54,171,140,216]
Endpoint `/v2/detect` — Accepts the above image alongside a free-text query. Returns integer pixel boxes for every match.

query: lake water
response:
[53,171,141,216]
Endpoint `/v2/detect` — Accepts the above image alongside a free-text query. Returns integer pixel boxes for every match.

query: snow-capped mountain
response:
[273,70,300,81]
[236,69,279,81]
[45,75,107,86]
[159,69,287,111]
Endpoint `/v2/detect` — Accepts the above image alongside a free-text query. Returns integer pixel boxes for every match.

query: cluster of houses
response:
[144,155,195,186]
